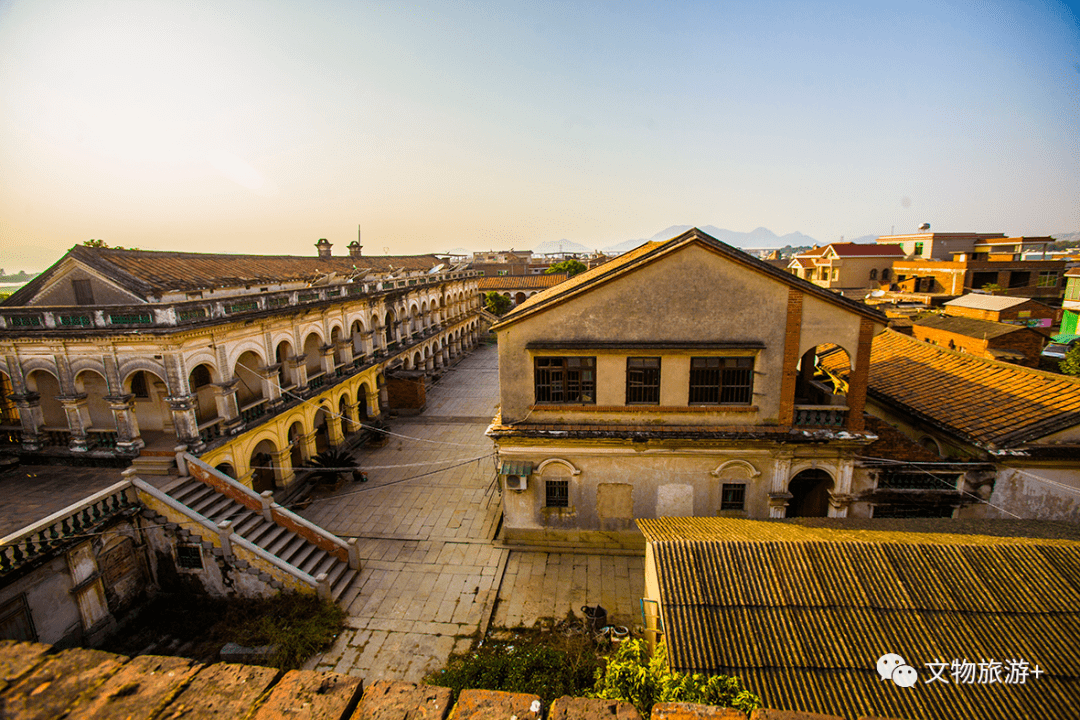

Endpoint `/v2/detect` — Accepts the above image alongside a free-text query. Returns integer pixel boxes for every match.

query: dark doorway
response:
[787,469,833,517]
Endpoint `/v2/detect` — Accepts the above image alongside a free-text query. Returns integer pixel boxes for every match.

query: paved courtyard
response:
[297,343,648,681]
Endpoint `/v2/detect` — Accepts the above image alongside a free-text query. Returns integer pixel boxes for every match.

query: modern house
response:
[486,228,889,548]
[942,293,1058,332]
[786,242,904,295]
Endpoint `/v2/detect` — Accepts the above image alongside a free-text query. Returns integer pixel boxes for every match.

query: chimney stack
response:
[315,238,333,258]
[348,240,363,258]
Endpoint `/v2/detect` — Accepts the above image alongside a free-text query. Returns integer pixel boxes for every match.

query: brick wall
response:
[386,377,426,413]
[911,325,1043,367]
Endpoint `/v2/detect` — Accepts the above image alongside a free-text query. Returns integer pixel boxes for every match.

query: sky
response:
[1,0,1078,271]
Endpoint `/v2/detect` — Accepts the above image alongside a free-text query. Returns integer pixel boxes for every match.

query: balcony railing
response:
[0,482,138,576]
[308,373,327,390]
[239,399,268,424]
[793,405,849,428]
[198,418,224,444]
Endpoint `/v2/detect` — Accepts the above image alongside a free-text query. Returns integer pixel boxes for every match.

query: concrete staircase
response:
[160,475,360,603]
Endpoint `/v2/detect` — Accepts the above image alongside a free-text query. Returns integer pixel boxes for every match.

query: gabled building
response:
[0,242,485,491]
[911,314,1045,366]
[786,242,904,294]
[942,293,1058,330]
[486,228,888,549]
[477,273,568,308]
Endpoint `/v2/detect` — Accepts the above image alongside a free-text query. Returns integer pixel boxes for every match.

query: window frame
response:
[534,356,596,404]
[720,483,746,511]
[72,278,95,305]
[625,357,661,405]
[688,356,755,406]
[1038,271,1059,288]
[545,479,570,508]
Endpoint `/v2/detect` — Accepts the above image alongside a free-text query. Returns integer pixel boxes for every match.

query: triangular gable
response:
[3,247,153,306]
[491,228,886,330]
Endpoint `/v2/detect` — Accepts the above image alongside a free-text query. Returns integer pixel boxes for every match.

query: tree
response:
[485,291,512,316]
[1060,345,1080,376]
[83,239,109,248]
[545,259,587,277]
[981,283,1005,295]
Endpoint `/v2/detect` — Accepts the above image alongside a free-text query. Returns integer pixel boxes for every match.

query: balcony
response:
[793,405,848,428]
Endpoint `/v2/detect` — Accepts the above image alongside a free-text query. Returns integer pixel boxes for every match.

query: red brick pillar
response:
[845,317,875,431]
[778,288,803,427]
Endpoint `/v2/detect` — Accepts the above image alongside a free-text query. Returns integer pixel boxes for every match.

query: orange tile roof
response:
[490,229,886,329]
[820,329,1080,449]
[476,274,568,290]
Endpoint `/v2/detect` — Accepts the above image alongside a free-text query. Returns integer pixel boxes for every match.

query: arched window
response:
[881,268,891,281]
[869,269,877,281]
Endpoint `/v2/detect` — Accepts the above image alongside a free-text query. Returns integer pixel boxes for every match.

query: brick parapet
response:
[777,289,803,427]
[844,318,874,432]
[0,643,915,720]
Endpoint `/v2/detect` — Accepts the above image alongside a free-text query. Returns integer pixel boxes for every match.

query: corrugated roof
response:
[913,315,1032,340]
[477,274,568,290]
[639,517,1080,720]
[490,229,886,330]
[943,294,1031,311]
[819,329,1080,448]
[4,245,445,303]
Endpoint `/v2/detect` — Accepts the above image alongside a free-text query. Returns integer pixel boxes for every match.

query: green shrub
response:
[593,639,761,715]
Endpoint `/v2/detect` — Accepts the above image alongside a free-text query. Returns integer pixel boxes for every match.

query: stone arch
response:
[214,462,236,478]
[312,404,332,453]
[123,367,170,433]
[233,349,266,408]
[288,420,307,469]
[787,468,834,518]
[919,435,944,457]
[710,459,761,478]
[302,332,324,378]
[350,317,367,356]
[338,394,352,436]
[275,339,296,390]
[795,344,852,412]
[73,368,112,431]
[357,382,371,420]
[69,358,109,386]
[248,437,279,493]
[536,458,581,476]
[25,369,65,428]
[514,292,526,306]
[188,362,219,424]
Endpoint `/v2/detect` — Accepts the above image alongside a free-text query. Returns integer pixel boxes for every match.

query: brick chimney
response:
[315,238,333,258]
[348,240,363,258]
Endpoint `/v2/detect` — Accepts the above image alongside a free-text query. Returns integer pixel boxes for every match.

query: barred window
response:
[720,483,746,511]
[689,357,754,405]
[626,357,660,404]
[545,479,569,508]
[534,357,595,404]
[1038,271,1059,288]
[176,545,204,570]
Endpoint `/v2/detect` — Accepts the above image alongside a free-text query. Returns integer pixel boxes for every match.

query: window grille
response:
[545,479,569,508]
[176,545,204,570]
[720,483,746,510]
[689,357,753,405]
[626,357,660,404]
[534,357,595,404]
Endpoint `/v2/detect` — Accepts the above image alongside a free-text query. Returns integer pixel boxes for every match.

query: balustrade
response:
[239,399,269,424]
[793,405,848,428]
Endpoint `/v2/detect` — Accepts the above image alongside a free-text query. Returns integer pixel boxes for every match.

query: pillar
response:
[424,355,434,373]
[300,430,319,463]
[337,340,354,367]
[378,382,389,413]
[213,380,242,432]
[268,448,296,488]
[291,355,309,391]
[104,393,144,454]
[327,414,344,448]
[261,364,283,409]
[10,392,43,451]
[361,331,375,359]
[343,400,360,434]
[58,394,92,452]
[166,394,202,450]
[321,345,337,376]
[442,345,450,367]
[367,388,381,418]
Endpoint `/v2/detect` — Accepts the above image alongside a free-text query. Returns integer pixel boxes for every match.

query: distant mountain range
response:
[600,226,821,254]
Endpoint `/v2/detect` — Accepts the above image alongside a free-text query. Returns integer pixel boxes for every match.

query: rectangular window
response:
[545,479,569,508]
[720,483,746,511]
[689,357,754,405]
[914,242,924,256]
[497,270,509,276]
[176,545,204,570]
[1038,272,1058,288]
[534,357,596,404]
[626,357,660,404]
[1066,279,1080,302]
[1008,271,1031,288]
[72,279,94,305]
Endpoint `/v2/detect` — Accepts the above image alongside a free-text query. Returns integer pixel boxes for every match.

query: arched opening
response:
[313,406,331,453]
[869,268,878,281]
[124,368,170,438]
[248,438,278,493]
[384,309,396,347]
[0,371,18,428]
[233,351,266,418]
[188,364,218,424]
[73,370,113,439]
[881,268,891,282]
[26,370,65,431]
[409,304,420,337]
[787,469,833,518]
[351,319,366,357]
[514,292,526,305]
[794,344,851,427]
[412,352,422,370]
[357,383,371,420]
[339,395,352,436]
[288,420,306,469]
[420,301,429,330]
[302,333,324,384]
[215,462,236,478]
[330,327,344,368]
[275,340,296,391]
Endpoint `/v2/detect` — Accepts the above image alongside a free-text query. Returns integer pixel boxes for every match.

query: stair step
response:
[283,541,320,569]
[172,483,215,507]
[324,561,349,589]
[268,532,304,558]
[299,549,331,576]
[234,513,265,535]
[253,525,290,550]
[246,520,281,545]
[198,496,238,520]
[309,553,338,580]
[332,569,360,602]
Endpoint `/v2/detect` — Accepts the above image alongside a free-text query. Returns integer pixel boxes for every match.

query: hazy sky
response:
[1,0,1078,270]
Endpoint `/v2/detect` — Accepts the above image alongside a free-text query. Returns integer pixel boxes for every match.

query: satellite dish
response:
[918,223,930,231]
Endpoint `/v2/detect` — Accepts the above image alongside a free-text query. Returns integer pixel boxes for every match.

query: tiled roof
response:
[639,517,1080,720]
[943,294,1030,311]
[6,246,446,303]
[913,315,1031,340]
[820,329,1080,449]
[491,229,887,330]
[476,274,568,290]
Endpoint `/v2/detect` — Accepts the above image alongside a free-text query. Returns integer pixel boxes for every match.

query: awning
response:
[499,461,533,476]
[1050,333,1080,344]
